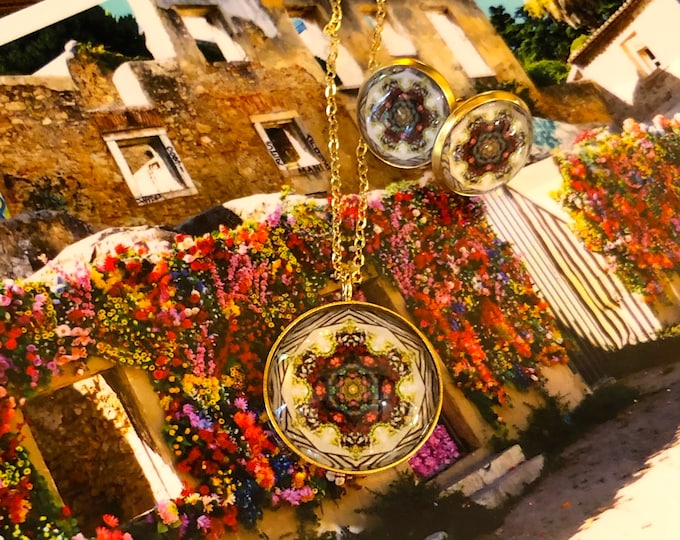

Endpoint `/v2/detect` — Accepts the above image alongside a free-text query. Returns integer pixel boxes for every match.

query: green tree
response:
[524,0,627,29]
[488,1,626,86]
[0,7,150,75]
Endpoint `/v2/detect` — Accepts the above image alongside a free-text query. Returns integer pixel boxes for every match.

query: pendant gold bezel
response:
[263,300,444,475]
[432,90,533,196]
[356,58,456,170]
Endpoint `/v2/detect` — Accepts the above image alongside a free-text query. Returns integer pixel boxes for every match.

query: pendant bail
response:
[341,278,354,302]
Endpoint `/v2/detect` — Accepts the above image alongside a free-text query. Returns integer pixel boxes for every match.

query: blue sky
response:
[99,0,132,18]
[98,0,525,19]
[475,0,525,16]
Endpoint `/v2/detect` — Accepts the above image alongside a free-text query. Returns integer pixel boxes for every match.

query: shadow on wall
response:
[595,70,680,125]
[631,69,680,120]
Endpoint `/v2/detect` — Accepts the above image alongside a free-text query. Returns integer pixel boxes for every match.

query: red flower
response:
[102,514,119,527]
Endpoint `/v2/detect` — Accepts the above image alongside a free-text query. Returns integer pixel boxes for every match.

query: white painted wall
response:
[126,0,176,60]
[0,0,177,60]
[425,10,494,79]
[0,0,101,47]
[571,0,680,106]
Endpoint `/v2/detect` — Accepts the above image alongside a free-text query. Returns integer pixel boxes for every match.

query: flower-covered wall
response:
[556,115,680,306]
[0,180,570,539]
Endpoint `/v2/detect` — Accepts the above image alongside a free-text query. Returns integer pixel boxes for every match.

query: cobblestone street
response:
[480,364,680,540]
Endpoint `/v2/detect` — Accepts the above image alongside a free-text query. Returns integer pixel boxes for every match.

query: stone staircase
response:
[434,444,544,508]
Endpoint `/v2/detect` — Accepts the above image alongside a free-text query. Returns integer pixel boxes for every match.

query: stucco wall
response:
[575,0,680,114]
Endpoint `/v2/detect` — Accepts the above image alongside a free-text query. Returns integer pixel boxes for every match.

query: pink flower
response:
[409,424,460,479]
[233,396,248,411]
[156,500,179,525]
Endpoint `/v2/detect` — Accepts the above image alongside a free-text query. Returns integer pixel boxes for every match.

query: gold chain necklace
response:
[264,0,443,475]
[264,1,535,474]
[326,0,384,300]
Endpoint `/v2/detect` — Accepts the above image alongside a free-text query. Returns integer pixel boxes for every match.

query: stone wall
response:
[0,0,551,230]
[0,210,95,279]
[537,81,614,125]
[0,53,407,229]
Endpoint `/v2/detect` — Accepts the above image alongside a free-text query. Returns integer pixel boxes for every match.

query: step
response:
[441,444,526,497]
[470,454,545,508]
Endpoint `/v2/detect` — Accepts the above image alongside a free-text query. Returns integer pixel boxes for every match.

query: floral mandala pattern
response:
[294,325,412,452]
[371,81,435,151]
[455,112,522,183]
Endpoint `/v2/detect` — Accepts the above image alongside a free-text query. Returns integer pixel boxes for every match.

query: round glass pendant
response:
[264,301,443,474]
[357,58,455,169]
[432,90,533,196]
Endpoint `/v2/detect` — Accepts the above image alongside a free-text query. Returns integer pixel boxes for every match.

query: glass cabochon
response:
[433,90,533,196]
[264,302,443,474]
[357,58,455,169]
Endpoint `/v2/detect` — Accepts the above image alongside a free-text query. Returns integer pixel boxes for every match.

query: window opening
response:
[289,8,364,89]
[622,33,660,75]
[426,10,494,79]
[363,9,416,57]
[104,130,197,205]
[179,7,247,63]
[252,113,329,176]
[22,371,182,536]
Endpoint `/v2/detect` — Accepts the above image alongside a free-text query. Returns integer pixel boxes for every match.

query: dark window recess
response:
[641,47,661,68]
[196,40,226,62]
[314,56,343,87]
[265,126,300,164]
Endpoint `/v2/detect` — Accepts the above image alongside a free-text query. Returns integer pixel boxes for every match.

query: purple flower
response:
[409,424,460,479]
[196,514,211,530]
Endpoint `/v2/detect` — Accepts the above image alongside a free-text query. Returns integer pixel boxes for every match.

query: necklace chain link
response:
[324,0,386,300]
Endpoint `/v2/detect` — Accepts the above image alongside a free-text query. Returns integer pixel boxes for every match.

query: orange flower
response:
[102,514,119,527]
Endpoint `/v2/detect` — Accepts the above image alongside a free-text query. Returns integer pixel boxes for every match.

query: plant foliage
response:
[0,7,150,75]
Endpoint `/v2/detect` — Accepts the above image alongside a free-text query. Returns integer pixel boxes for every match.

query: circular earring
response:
[356,58,456,169]
[432,90,533,196]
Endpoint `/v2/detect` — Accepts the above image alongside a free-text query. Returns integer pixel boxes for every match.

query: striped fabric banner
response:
[482,184,660,355]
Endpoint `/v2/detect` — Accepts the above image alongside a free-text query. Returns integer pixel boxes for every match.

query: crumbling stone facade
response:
[0,0,574,230]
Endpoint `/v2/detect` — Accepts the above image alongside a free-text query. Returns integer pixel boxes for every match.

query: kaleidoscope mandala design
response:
[265,302,442,474]
[454,112,522,181]
[294,324,412,451]
[370,81,435,152]
[357,61,453,168]
[434,94,533,196]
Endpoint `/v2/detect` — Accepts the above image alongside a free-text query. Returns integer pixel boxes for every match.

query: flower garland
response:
[0,180,568,538]
[360,184,567,405]
[555,114,680,300]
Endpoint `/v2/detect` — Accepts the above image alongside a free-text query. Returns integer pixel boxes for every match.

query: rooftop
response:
[569,0,651,66]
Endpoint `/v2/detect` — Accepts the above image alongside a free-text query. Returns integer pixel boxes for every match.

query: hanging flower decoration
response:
[555,114,680,300]
[0,180,567,538]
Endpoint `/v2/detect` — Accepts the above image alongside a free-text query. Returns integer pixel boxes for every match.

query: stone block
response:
[471,454,545,508]
[444,444,526,497]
